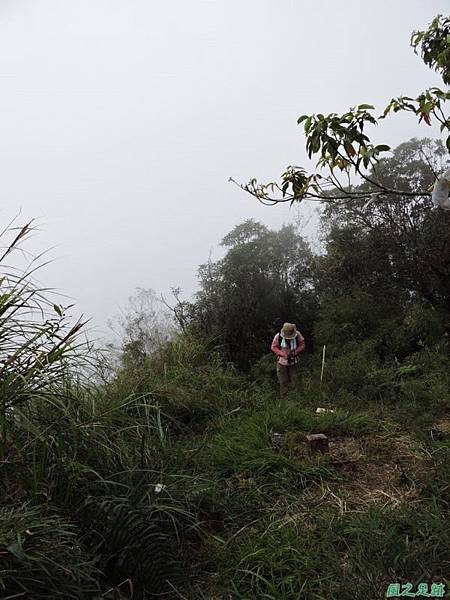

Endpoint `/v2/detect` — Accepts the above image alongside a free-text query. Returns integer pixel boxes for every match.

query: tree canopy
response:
[178,219,317,370]
[233,15,450,209]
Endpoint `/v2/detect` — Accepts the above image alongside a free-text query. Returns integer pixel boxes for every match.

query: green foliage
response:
[3,136,450,600]
[315,140,450,355]
[239,15,450,207]
[411,14,450,85]
[203,501,450,600]
[298,104,380,165]
[109,333,248,432]
[0,504,101,599]
[0,220,86,438]
[84,497,193,598]
[182,219,317,369]
[0,222,206,597]
[250,352,278,387]
[4,369,202,597]
[207,402,378,483]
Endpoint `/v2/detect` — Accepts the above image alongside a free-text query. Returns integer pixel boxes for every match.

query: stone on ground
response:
[306,433,329,454]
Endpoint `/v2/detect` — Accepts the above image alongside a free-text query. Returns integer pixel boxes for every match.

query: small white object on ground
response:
[316,407,335,414]
[431,167,450,210]
[154,483,165,493]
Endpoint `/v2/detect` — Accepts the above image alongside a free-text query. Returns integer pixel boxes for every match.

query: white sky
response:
[0,0,447,340]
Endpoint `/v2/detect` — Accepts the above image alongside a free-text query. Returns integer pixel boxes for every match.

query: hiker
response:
[271,322,305,396]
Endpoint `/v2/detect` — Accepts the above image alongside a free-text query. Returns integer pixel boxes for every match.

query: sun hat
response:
[280,322,297,339]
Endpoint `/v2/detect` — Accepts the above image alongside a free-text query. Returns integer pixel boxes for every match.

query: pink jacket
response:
[271,332,305,366]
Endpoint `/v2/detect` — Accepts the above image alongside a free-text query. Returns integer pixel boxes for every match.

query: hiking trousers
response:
[276,362,299,396]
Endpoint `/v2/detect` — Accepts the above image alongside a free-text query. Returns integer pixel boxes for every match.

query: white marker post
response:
[320,345,326,386]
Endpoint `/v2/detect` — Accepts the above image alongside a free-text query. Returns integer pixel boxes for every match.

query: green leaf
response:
[7,538,29,561]
[309,135,321,155]
[446,135,450,153]
[375,145,391,152]
[304,117,313,134]
[357,104,375,110]
[53,304,63,316]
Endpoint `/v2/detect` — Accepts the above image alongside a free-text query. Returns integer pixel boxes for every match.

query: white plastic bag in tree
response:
[432,167,450,210]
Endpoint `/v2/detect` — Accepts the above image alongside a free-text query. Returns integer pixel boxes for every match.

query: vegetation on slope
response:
[1,137,450,598]
[3,13,450,597]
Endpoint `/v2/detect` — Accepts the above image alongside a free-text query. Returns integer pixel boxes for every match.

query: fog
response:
[0,0,447,339]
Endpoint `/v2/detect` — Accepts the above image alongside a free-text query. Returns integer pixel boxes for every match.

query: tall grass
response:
[0,220,86,441]
[0,220,201,598]
[1,218,449,599]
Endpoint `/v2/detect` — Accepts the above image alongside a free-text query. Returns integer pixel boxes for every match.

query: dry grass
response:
[277,432,433,517]
[432,417,450,435]
[321,434,430,510]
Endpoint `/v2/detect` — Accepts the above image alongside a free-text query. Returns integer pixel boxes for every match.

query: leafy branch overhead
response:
[232,14,450,207]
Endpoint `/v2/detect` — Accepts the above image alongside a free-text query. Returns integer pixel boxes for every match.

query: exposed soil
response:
[301,433,432,511]
[268,430,432,513]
